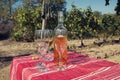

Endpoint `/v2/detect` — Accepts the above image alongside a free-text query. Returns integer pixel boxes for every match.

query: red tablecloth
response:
[10,52,120,80]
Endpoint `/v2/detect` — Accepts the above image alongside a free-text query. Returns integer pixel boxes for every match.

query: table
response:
[10,51,120,80]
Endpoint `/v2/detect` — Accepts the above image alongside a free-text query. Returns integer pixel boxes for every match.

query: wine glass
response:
[36,29,54,72]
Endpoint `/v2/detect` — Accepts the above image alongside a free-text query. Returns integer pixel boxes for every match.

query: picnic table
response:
[10,51,120,80]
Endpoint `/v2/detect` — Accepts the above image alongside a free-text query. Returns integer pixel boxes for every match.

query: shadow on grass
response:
[0,53,31,69]
[0,53,31,62]
[0,33,10,40]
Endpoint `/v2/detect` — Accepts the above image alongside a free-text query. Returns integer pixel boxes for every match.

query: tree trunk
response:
[80,37,85,47]
[9,0,12,14]
[42,18,46,30]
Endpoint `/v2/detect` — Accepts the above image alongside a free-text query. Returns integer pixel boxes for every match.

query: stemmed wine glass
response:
[36,29,54,72]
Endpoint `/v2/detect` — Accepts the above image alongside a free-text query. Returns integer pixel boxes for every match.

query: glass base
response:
[36,62,50,72]
[55,65,67,71]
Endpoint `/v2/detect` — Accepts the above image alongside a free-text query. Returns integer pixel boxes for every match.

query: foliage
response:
[105,0,120,15]
[37,0,66,29]
[115,0,120,15]
[0,0,16,19]
[9,0,120,43]
[65,6,99,46]
[65,6,84,39]
[12,0,66,41]
[12,2,42,42]
[65,6,120,46]
[100,15,115,40]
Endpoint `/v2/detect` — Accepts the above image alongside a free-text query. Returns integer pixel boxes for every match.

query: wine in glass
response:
[36,30,53,72]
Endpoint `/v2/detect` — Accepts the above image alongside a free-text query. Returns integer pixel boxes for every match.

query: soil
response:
[0,38,120,80]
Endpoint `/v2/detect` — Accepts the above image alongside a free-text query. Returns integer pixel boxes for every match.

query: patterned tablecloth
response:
[10,51,120,80]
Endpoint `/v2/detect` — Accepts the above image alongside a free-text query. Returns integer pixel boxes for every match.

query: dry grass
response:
[0,38,120,80]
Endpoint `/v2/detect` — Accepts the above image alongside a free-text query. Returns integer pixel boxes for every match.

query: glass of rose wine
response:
[36,29,54,72]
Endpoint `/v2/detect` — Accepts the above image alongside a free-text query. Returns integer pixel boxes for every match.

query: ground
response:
[0,38,120,80]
